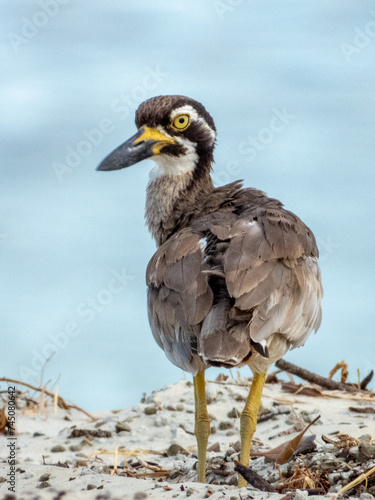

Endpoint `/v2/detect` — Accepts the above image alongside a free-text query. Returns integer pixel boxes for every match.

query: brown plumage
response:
[146,179,322,375]
[97,95,323,484]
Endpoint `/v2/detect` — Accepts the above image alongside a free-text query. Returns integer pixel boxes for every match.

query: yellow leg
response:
[238,372,266,488]
[193,371,210,483]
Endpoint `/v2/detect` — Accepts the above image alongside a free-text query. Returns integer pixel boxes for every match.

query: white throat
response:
[149,137,198,181]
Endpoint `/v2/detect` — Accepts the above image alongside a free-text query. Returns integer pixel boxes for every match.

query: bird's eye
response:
[172,114,190,131]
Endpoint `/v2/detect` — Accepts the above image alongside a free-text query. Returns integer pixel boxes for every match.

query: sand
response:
[1,376,375,499]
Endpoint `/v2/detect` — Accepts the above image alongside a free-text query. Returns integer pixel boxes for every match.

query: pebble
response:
[285,413,299,425]
[360,494,375,500]
[154,416,169,427]
[144,405,157,415]
[69,444,83,452]
[226,430,236,436]
[294,489,309,500]
[218,421,233,430]
[176,403,185,411]
[232,440,241,452]
[133,492,147,499]
[24,472,35,480]
[207,442,220,452]
[75,460,88,467]
[37,481,51,489]
[186,488,195,497]
[115,422,131,432]
[39,473,51,482]
[87,484,96,490]
[227,407,240,418]
[0,477,7,483]
[167,443,187,456]
[51,445,65,452]
[328,472,340,484]
[358,441,375,462]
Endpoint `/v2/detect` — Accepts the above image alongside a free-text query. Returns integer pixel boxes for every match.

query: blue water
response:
[2,1,375,410]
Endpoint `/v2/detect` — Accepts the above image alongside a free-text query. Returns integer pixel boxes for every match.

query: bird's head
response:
[97,95,216,178]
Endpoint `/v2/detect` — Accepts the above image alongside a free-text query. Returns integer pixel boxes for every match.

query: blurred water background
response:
[1,1,375,410]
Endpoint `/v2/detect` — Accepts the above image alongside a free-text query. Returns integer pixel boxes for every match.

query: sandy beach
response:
[1,376,375,499]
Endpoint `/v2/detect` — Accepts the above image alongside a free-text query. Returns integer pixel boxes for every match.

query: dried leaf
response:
[251,415,320,464]
[328,360,348,383]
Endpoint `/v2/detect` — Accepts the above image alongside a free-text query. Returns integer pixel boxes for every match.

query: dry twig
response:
[0,377,95,421]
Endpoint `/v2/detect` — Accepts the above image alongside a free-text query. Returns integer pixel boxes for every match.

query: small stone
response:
[176,404,185,411]
[39,473,51,482]
[232,440,241,452]
[63,415,71,421]
[69,444,83,452]
[207,442,220,452]
[227,474,238,486]
[133,492,147,499]
[24,472,35,480]
[0,477,7,483]
[144,406,157,415]
[154,416,169,427]
[226,430,236,436]
[210,426,217,434]
[51,445,65,453]
[294,490,309,500]
[218,421,233,430]
[75,460,88,467]
[186,487,195,496]
[167,443,187,456]
[166,405,176,411]
[38,481,51,489]
[328,472,340,485]
[358,441,375,462]
[87,484,96,490]
[227,407,240,418]
[33,432,45,437]
[285,413,299,425]
[359,493,375,500]
[115,422,131,433]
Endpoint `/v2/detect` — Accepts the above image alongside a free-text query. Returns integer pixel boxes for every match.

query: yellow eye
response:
[172,114,190,130]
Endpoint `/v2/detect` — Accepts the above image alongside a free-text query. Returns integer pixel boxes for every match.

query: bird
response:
[97,95,323,487]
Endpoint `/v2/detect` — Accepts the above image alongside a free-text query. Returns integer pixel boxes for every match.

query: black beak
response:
[97,126,175,172]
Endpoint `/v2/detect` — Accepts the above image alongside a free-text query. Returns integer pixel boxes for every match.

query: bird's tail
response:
[198,301,251,367]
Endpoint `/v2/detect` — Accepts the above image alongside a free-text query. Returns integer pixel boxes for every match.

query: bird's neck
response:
[145,157,214,246]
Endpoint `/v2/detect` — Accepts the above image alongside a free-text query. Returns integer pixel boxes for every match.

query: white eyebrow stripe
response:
[170,105,199,121]
[170,105,216,144]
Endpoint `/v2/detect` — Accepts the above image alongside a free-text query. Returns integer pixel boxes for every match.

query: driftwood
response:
[275,360,358,393]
